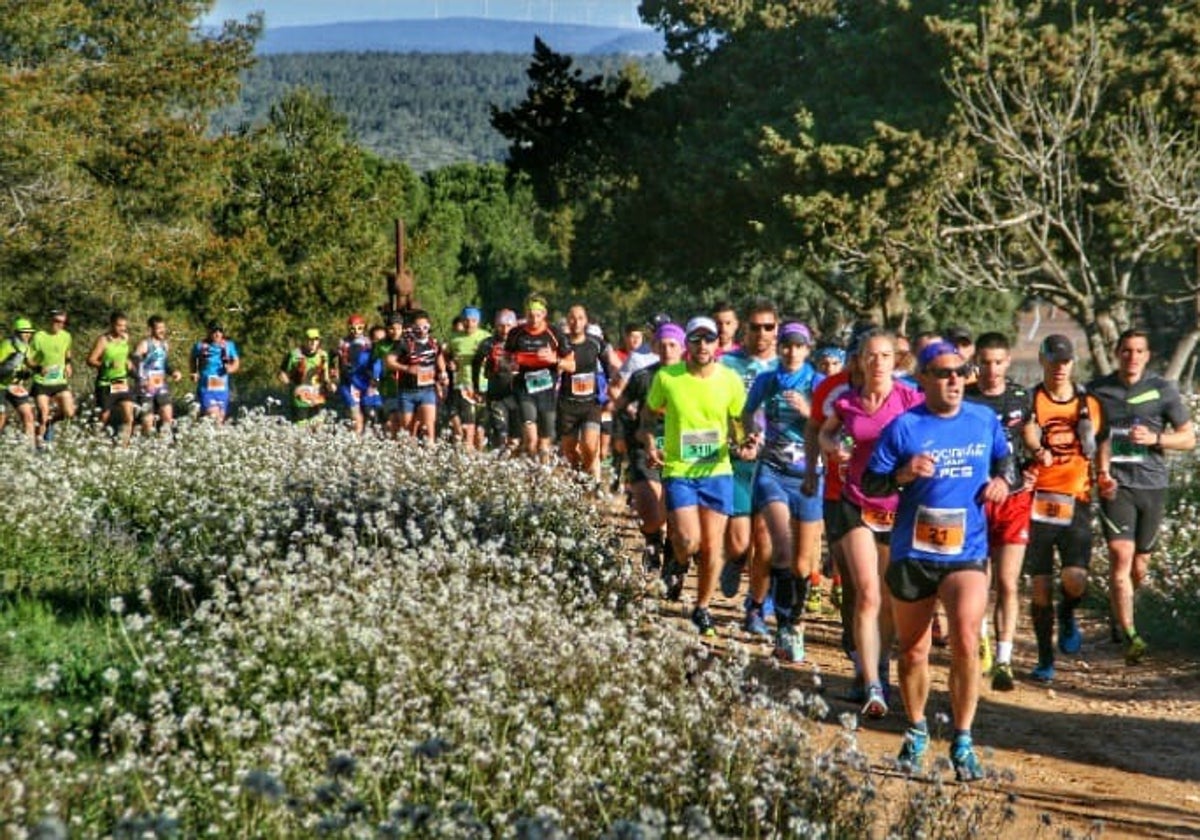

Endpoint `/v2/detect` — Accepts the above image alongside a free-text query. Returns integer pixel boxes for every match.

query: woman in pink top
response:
[819,329,923,720]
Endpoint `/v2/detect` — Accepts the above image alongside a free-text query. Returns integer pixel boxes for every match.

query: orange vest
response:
[1030,385,1103,501]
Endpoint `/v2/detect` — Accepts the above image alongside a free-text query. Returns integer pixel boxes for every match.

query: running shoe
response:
[805,583,823,614]
[641,543,662,575]
[979,633,994,678]
[762,591,776,619]
[1057,603,1082,655]
[661,559,686,602]
[719,556,745,598]
[743,606,770,637]
[991,662,1015,692]
[897,726,928,773]
[951,740,985,782]
[691,606,717,637]
[1030,660,1055,683]
[1124,633,1148,665]
[861,683,889,719]
[774,625,804,663]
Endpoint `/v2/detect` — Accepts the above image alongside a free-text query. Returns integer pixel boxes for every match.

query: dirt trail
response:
[614,502,1200,838]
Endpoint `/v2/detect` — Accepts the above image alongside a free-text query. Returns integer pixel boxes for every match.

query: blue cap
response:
[814,345,845,363]
[461,306,482,321]
[917,340,963,372]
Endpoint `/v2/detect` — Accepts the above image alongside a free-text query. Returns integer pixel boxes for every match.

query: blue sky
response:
[203,1,648,28]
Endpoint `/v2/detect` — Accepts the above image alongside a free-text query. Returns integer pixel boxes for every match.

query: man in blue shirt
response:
[864,340,1014,782]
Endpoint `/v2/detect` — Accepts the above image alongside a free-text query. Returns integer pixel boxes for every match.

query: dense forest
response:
[212,51,677,171]
[4,1,1200,388]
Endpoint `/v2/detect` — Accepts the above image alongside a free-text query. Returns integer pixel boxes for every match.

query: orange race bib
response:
[862,506,896,534]
[913,506,966,555]
[108,380,128,394]
[1031,491,1075,526]
[6,384,28,398]
[295,384,323,406]
[415,365,436,387]
[570,372,596,397]
[144,372,166,392]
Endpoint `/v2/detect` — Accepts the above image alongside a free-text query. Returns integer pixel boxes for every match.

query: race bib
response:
[570,372,596,397]
[205,375,227,392]
[1109,427,1148,463]
[43,365,63,382]
[779,441,807,468]
[295,385,323,406]
[525,368,554,394]
[1031,491,1075,526]
[6,384,28,398]
[416,365,436,387]
[680,428,721,462]
[108,380,128,394]
[145,373,166,393]
[913,506,966,555]
[862,506,896,534]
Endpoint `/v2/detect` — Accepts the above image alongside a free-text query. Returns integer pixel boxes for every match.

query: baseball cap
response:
[207,320,224,333]
[347,313,366,326]
[917,340,963,372]
[655,322,686,344]
[685,316,719,338]
[461,306,482,321]
[945,325,973,345]
[494,308,517,326]
[1040,334,1075,363]
[649,312,673,330]
[13,317,33,332]
[304,328,321,340]
[779,322,812,346]
[585,323,603,339]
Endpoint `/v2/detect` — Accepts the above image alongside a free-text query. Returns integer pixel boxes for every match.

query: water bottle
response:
[837,432,855,483]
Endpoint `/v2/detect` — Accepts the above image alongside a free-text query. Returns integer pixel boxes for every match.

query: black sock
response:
[1032,602,1055,664]
[771,568,798,626]
[1060,586,1082,616]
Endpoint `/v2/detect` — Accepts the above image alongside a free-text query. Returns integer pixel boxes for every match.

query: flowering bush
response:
[0,416,1006,836]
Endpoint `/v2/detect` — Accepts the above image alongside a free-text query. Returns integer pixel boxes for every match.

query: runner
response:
[0,317,37,445]
[964,331,1033,690]
[278,327,333,426]
[505,293,573,459]
[86,311,136,445]
[864,339,1013,781]
[190,320,240,424]
[557,305,608,478]
[472,308,520,451]
[718,300,779,636]
[29,309,76,443]
[742,321,820,661]
[711,301,740,358]
[374,314,407,438]
[334,314,377,436]
[813,344,845,386]
[1022,334,1105,683]
[445,306,489,449]
[643,315,749,636]
[1090,328,1196,664]
[819,328,924,718]
[388,309,446,443]
[620,321,685,577]
[131,315,183,436]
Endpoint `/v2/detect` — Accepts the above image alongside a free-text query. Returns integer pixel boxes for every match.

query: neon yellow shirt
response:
[29,330,71,386]
[646,362,746,479]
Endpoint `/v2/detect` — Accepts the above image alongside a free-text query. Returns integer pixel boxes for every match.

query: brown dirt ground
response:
[612,512,1200,839]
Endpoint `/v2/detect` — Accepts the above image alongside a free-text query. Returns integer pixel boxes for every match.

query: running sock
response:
[980,616,989,637]
[952,729,972,749]
[997,640,1013,665]
[1124,627,1141,643]
[911,718,928,733]
[1060,587,1082,616]
[770,568,799,620]
[1032,602,1055,664]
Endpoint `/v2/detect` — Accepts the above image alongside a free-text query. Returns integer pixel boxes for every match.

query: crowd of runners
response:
[1,297,1195,780]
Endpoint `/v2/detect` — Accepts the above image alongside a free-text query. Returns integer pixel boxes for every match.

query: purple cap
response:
[917,340,963,372]
[655,322,686,344]
[779,322,812,346]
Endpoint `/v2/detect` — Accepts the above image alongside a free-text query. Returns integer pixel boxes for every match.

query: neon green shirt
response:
[29,330,71,386]
[645,362,746,479]
[98,336,131,385]
[447,329,489,391]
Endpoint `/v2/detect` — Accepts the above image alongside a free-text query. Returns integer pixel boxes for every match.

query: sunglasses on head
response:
[926,364,972,380]
[688,332,718,345]
[748,322,777,332]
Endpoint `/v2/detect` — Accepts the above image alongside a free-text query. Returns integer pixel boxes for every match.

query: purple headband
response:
[917,340,963,372]
[655,322,686,344]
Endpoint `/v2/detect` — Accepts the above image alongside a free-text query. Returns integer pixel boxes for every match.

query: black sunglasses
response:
[688,332,718,345]
[926,364,972,380]
[748,323,777,332]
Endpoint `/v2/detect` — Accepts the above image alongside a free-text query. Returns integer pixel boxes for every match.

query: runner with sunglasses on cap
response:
[335,314,379,436]
[643,315,749,636]
[506,293,574,460]
[472,309,520,451]
[0,317,37,445]
[863,340,1014,781]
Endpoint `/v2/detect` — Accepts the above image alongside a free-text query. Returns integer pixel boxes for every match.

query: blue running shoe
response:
[743,606,770,637]
[1030,660,1055,683]
[1058,602,1082,654]
[774,625,804,663]
[897,726,928,773]
[762,591,776,619]
[951,739,985,782]
[719,556,745,598]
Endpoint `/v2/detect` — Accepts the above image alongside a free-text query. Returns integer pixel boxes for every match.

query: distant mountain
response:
[256,17,665,56]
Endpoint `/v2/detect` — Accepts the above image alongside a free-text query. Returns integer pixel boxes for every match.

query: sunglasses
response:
[926,364,972,380]
[687,332,718,345]
[748,323,777,332]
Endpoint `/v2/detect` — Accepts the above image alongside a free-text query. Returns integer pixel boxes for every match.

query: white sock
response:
[997,641,1013,664]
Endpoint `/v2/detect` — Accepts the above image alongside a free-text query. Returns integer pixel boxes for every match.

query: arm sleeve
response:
[863,419,903,498]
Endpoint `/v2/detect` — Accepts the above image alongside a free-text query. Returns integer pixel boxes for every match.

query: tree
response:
[934,2,1200,376]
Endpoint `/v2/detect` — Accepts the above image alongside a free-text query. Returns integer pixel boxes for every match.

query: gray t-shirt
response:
[1089,372,1190,489]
